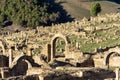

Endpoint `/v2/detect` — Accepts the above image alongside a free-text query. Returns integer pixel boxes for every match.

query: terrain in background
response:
[58,0,120,20]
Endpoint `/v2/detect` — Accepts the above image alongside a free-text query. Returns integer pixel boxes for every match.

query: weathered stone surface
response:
[0,13,120,79]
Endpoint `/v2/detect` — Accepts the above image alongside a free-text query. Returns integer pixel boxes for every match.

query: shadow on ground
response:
[45,0,74,25]
[25,69,115,80]
[108,0,120,4]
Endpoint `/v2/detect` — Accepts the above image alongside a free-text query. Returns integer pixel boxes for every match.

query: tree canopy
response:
[0,0,60,27]
[90,2,101,16]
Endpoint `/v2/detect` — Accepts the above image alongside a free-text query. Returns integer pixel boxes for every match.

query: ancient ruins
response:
[0,13,120,80]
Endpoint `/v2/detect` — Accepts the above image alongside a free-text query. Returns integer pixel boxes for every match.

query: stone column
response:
[15,45,18,50]
[115,68,119,80]
[39,76,44,80]
[0,41,5,55]
[1,68,4,79]
[9,48,12,67]
[27,48,32,56]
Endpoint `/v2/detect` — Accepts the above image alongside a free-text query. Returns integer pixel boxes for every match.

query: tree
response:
[90,2,101,16]
[0,0,60,27]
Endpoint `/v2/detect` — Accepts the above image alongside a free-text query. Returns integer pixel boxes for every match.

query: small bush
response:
[90,2,101,16]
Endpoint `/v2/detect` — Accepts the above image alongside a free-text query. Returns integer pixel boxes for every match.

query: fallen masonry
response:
[0,13,120,80]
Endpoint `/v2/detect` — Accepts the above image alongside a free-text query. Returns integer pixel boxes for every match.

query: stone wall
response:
[109,57,120,67]
[0,13,119,80]
[93,58,105,68]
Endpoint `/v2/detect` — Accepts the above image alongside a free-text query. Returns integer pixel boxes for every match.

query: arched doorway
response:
[50,34,69,61]
[104,51,120,68]
[104,47,120,67]
[11,59,29,76]
[11,55,33,76]
[54,37,66,57]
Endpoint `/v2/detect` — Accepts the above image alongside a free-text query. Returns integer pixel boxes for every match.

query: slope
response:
[59,0,120,20]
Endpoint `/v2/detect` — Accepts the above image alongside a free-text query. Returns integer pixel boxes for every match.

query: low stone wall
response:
[1,75,39,80]
[93,56,120,68]
[93,58,105,68]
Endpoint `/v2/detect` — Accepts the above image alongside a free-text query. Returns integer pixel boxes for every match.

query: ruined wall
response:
[66,52,83,61]
[93,58,105,68]
[109,57,120,67]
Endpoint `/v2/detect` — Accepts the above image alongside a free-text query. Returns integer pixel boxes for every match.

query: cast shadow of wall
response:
[108,0,120,4]
[0,55,9,67]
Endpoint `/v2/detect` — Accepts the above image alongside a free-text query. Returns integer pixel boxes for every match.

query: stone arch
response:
[104,47,120,66]
[105,52,118,66]
[0,40,5,55]
[10,54,32,69]
[10,54,33,76]
[50,34,69,61]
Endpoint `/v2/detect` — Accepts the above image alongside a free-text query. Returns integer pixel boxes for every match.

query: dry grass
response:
[60,0,120,20]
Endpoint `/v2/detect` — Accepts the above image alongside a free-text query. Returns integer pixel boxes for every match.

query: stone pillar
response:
[27,50,30,56]
[0,41,5,55]
[39,76,44,80]
[9,48,12,67]
[1,68,4,78]
[15,45,18,50]
[115,68,119,80]
[26,48,32,56]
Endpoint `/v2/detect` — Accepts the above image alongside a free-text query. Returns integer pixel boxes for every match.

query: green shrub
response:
[90,2,101,16]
